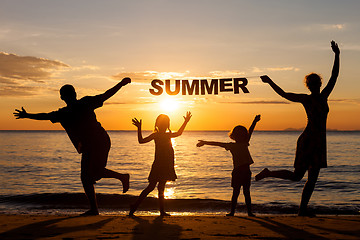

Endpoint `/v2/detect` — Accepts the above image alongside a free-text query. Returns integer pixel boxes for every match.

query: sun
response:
[160,98,180,113]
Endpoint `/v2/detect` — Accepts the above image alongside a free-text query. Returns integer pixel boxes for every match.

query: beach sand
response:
[0,215,359,239]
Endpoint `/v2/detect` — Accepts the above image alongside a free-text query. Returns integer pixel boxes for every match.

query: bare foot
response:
[255,168,270,181]
[248,212,255,217]
[160,212,171,217]
[128,204,136,216]
[121,174,130,193]
[226,212,234,216]
[80,209,99,216]
[298,209,316,217]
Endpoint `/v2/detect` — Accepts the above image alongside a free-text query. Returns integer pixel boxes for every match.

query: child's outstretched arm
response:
[197,140,227,148]
[171,111,192,138]
[248,114,261,141]
[132,118,154,143]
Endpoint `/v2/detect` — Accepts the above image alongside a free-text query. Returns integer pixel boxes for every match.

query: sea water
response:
[0,130,359,215]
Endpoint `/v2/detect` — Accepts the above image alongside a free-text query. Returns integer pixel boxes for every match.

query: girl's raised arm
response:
[132,118,154,143]
[171,111,192,138]
[322,40,340,98]
[248,114,261,141]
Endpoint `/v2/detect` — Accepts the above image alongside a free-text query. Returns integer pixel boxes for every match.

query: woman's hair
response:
[304,73,322,90]
[229,125,249,143]
[154,114,171,132]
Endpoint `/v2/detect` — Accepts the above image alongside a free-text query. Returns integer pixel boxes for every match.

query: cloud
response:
[105,101,154,105]
[302,23,346,32]
[219,100,290,104]
[319,24,345,30]
[0,52,70,97]
[0,85,38,97]
[112,71,193,82]
[252,66,300,73]
[329,98,360,105]
[0,52,69,82]
[112,70,260,84]
[209,70,246,78]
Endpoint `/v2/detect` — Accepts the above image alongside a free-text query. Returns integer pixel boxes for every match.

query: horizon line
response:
[1,129,360,132]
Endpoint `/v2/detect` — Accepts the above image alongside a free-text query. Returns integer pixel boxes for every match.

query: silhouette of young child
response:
[13,78,131,216]
[197,115,260,216]
[129,111,192,216]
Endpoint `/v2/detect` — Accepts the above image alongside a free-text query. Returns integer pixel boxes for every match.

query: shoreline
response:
[1,214,360,239]
[1,193,359,216]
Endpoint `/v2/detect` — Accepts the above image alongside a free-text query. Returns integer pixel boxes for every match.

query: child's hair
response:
[154,114,171,132]
[304,73,322,90]
[229,125,249,143]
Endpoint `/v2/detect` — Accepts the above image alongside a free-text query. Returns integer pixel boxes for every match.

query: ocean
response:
[0,130,359,215]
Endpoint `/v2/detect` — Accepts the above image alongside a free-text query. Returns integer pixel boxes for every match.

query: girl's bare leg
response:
[129,181,157,216]
[243,185,254,216]
[157,181,170,216]
[227,187,240,216]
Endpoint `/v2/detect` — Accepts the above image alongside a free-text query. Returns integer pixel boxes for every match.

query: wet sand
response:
[0,214,359,239]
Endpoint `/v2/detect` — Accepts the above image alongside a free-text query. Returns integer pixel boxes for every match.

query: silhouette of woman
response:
[255,41,340,216]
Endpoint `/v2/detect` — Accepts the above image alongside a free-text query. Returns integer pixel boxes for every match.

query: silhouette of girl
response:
[255,41,340,216]
[129,111,192,216]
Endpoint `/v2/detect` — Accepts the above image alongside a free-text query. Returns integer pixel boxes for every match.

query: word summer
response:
[149,78,249,96]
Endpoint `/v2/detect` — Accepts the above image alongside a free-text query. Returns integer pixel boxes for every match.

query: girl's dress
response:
[295,94,329,169]
[148,132,177,182]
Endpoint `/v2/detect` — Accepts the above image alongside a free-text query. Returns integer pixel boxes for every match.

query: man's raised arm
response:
[100,77,131,102]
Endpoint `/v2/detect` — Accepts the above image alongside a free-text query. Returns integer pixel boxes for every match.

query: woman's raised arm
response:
[322,40,340,98]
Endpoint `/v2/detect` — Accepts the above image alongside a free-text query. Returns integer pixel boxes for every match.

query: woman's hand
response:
[132,118,142,128]
[120,77,131,86]
[254,114,261,123]
[183,111,192,122]
[331,40,340,55]
[260,75,272,84]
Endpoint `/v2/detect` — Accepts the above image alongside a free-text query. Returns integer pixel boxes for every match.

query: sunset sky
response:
[1,0,359,131]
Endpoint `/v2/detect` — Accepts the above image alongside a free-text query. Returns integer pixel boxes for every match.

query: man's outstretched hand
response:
[13,107,28,119]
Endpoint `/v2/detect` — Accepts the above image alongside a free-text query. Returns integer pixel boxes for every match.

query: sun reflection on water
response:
[164,181,176,199]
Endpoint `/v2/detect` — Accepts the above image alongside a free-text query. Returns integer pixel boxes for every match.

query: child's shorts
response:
[231,165,251,188]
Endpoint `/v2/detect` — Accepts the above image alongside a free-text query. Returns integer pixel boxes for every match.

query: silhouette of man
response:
[14,77,131,215]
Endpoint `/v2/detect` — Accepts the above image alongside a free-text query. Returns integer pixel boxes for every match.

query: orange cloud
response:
[0,52,69,82]
[0,85,38,97]
[0,52,69,96]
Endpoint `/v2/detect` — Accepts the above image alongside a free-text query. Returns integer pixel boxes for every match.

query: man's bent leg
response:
[102,168,129,193]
